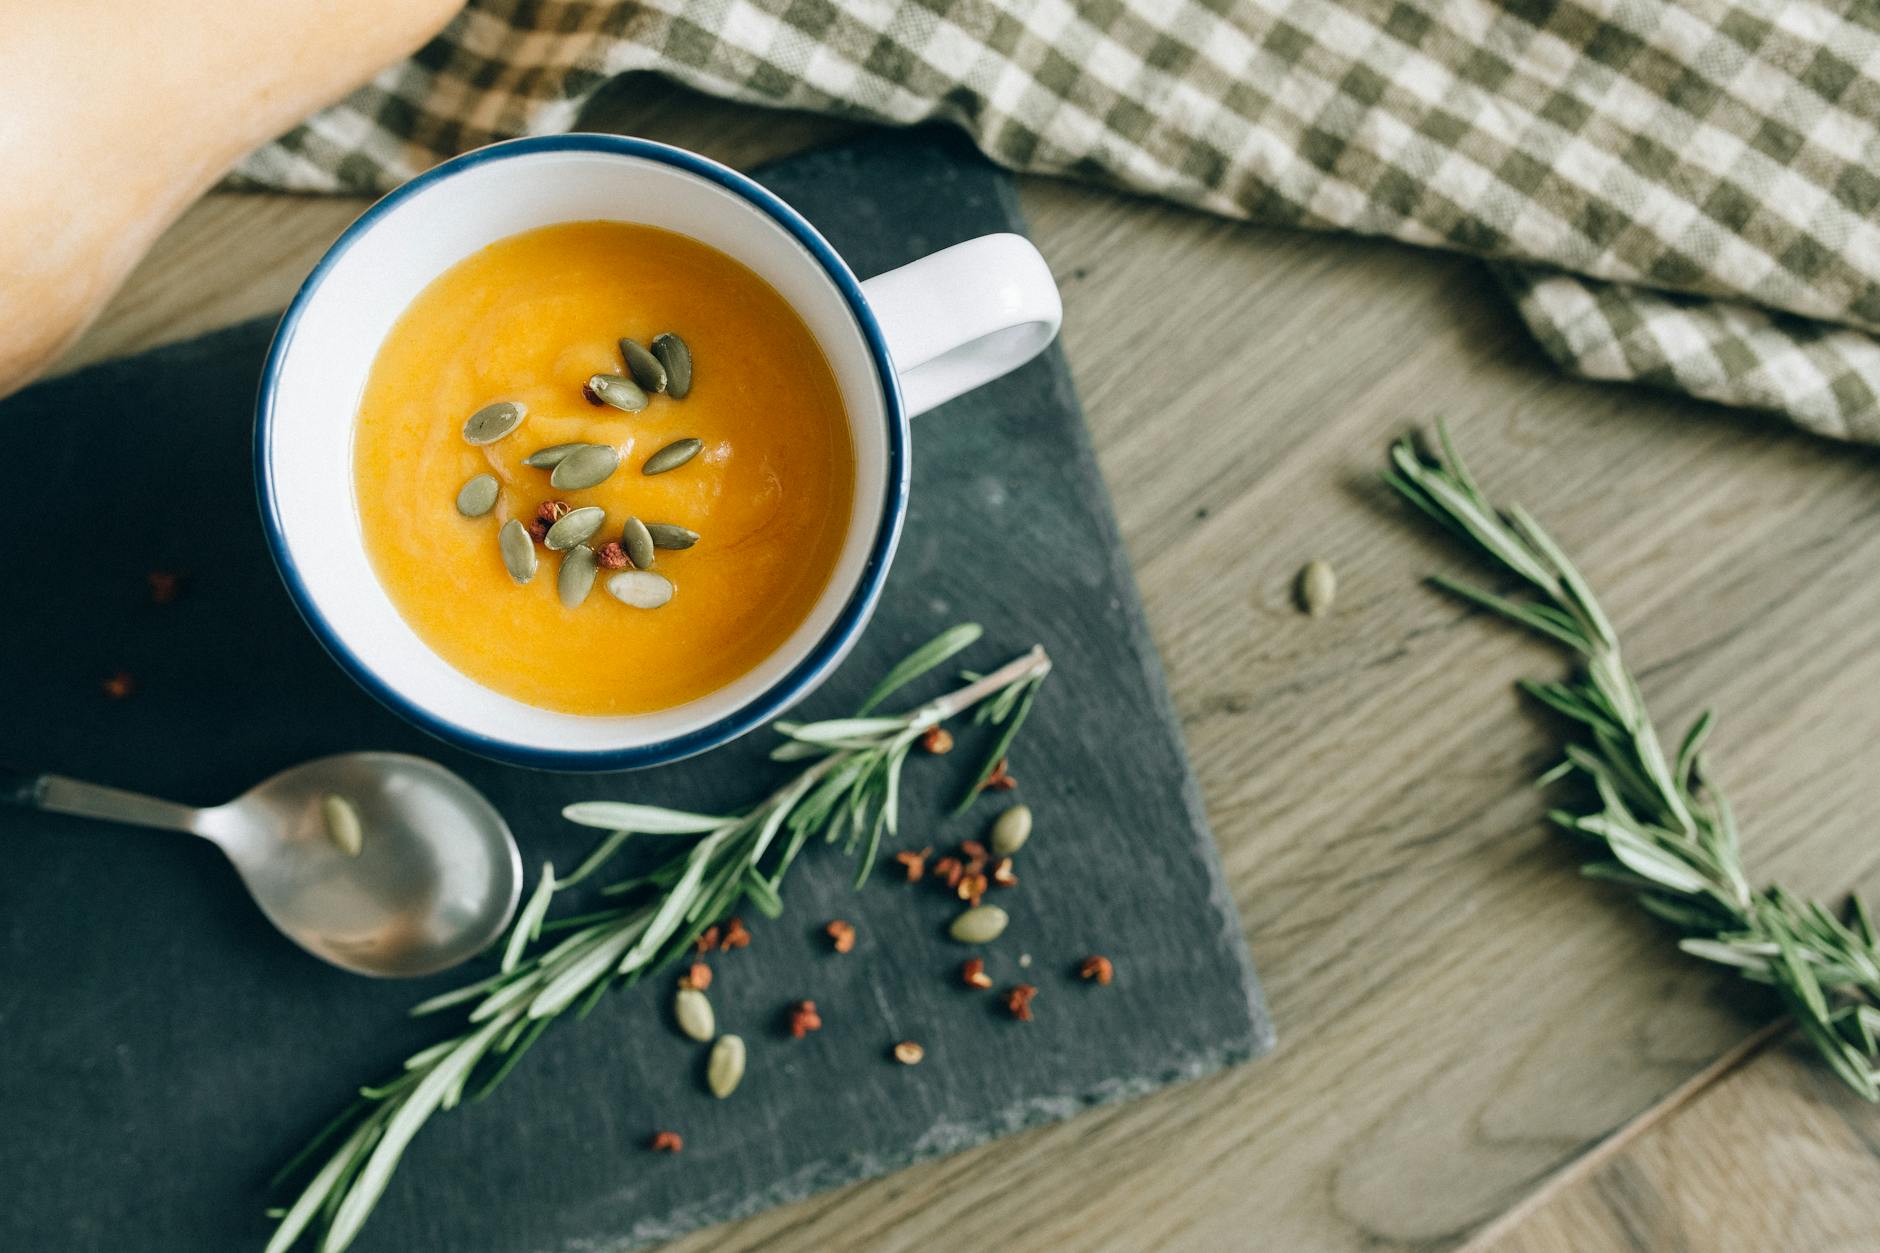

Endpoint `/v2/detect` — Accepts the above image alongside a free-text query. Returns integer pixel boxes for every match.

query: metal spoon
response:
[2,752,522,978]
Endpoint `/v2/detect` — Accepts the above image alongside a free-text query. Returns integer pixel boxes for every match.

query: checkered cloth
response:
[234,0,1880,442]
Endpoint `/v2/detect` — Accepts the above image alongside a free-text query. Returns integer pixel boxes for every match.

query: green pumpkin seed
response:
[606,570,674,609]
[990,804,1032,856]
[622,516,655,570]
[949,904,1008,944]
[557,545,598,609]
[586,373,648,414]
[620,338,668,394]
[550,444,620,490]
[320,793,363,857]
[652,333,692,398]
[463,401,525,445]
[522,442,585,468]
[643,438,702,476]
[707,1034,746,1099]
[455,473,499,518]
[645,523,700,550]
[499,518,537,583]
[545,506,605,551]
[1298,558,1336,616]
[674,987,715,1042]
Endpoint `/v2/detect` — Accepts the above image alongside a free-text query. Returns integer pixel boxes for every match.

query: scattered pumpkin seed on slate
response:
[545,506,605,551]
[651,333,692,398]
[708,1034,746,1099]
[620,338,667,394]
[522,442,584,468]
[455,473,499,517]
[1297,558,1336,616]
[498,518,537,583]
[321,793,364,857]
[674,987,715,1042]
[462,401,525,445]
[557,545,598,608]
[949,904,1009,944]
[606,570,674,609]
[645,523,700,550]
[622,516,655,570]
[990,805,1032,856]
[643,438,702,476]
[586,373,648,413]
[550,444,620,490]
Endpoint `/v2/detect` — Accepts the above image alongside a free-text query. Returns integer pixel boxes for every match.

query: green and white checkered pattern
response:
[234,0,1880,442]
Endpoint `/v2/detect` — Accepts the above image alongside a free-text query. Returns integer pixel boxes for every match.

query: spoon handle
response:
[0,766,204,835]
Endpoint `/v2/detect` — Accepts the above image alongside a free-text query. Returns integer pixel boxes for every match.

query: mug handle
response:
[859,234,1063,417]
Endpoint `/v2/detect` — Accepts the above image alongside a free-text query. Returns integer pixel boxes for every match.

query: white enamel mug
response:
[255,134,1061,770]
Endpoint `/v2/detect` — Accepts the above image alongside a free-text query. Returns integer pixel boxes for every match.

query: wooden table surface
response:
[55,85,1880,1253]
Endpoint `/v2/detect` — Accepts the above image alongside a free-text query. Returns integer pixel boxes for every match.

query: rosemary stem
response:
[908,645,1052,728]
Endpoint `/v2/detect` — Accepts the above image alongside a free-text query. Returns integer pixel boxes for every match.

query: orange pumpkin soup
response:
[353,221,855,715]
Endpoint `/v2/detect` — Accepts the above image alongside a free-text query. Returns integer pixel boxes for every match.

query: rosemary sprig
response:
[264,626,1051,1253]
[1386,423,1880,1100]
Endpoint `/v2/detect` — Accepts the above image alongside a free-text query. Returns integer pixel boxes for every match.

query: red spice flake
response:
[695,926,721,955]
[891,1041,925,1065]
[1002,983,1038,1021]
[959,839,988,861]
[981,758,1018,792]
[1079,955,1114,986]
[581,381,605,406]
[679,962,712,991]
[536,500,572,524]
[919,726,954,755]
[787,999,822,1039]
[649,1130,683,1153]
[960,958,993,990]
[990,857,1018,889]
[146,571,183,604]
[956,872,988,907]
[100,671,137,700]
[526,518,551,544]
[721,917,752,950]
[893,846,931,883]
[932,856,965,890]
[595,541,631,570]
[824,920,856,954]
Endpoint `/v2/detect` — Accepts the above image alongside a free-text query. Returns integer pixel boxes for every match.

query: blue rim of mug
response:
[254,134,910,771]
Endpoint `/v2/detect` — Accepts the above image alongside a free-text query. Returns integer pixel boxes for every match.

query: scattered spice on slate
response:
[991,858,1018,888]
[679,962,712,991]
[892,1041,925,1066]
[957,871,988,907]
[1080,955,1114,986]
[695,926,721,955]
[980,757,1017,792]
[920,726,954,754]
[147,571,182,604]
[932,855,965,889]
[960,839,988,863]
[648,1131,683,1153]
[825,920,856,953]
[786,1000,822,1039]
[961,958,993,989]
[1002,984,1038,1021]
[595,541,630,570]
[101,670,136,700]
[721,917,752,950]
[893,847,931,882]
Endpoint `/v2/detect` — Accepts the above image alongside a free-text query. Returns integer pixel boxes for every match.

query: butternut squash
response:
[0,0,463,398]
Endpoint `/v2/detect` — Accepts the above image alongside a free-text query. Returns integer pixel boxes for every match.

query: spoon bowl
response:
[5,752,522,977]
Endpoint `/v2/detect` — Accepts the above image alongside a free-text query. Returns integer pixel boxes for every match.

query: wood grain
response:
[52,80,1880,1252]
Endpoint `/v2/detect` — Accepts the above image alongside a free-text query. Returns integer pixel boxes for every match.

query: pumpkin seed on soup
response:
[622,516,655,570]
[522,442,585,468]
[651,333,692,398]
[557,545,597,608]
[545,506,605,550]
[643,438,702,476]
[498,518,537,583]
[550,444,620,490]
[455,473,499,517]
[586,373,648,413]
[462,401,525,445]
[645,523,700,550]
[606,570,674,609]
[620,338,667,394]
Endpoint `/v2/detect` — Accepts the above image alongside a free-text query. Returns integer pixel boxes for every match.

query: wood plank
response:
[1482,1037,1880,1253]
[53,80,1880,1251]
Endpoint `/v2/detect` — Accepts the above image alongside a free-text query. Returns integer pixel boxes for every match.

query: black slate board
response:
[0,130,1271,1252]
